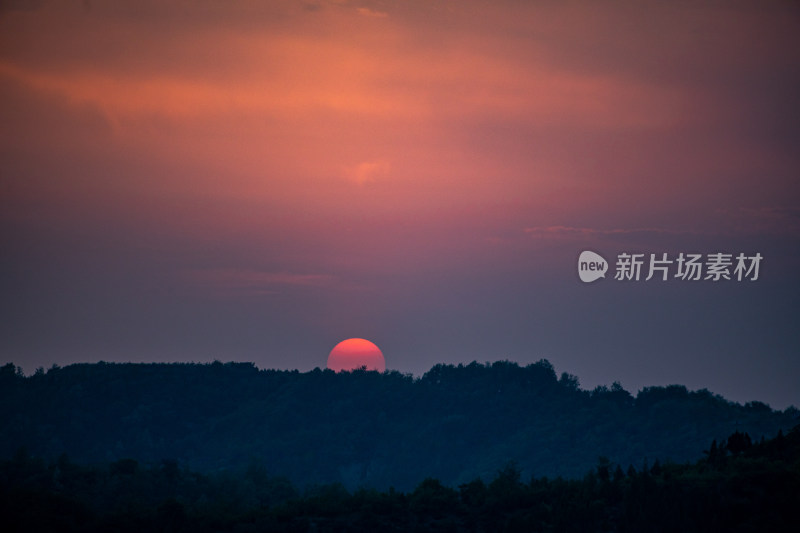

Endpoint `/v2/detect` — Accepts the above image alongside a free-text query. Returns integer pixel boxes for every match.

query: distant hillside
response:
[1,360,797,490]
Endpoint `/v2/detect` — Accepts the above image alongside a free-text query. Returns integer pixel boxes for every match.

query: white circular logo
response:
[578,251,608,283]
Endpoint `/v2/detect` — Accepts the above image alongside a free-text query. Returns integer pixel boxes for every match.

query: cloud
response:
[0,0,44,13]
[187,269,335,295]
[356,7,388,18]
[737,206,800,222]
[345,160,391,185]
[522,204,800,247]
[523,226,696,238]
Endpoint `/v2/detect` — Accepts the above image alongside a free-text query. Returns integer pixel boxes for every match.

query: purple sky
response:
[2,0,799,407]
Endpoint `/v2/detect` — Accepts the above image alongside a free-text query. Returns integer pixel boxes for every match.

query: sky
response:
[2,0,799,408]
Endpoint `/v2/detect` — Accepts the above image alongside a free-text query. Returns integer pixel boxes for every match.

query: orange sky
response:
[2,0,799,407]
[4,0,796,219]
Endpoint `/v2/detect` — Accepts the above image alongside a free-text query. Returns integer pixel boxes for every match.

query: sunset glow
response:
[1,0,798,407]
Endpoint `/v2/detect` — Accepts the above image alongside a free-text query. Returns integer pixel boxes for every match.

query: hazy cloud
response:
[188,269,336,295]
[0,0,44,13]
[345,160,391,185]
[356,7,388,18]
[524,226,700,239]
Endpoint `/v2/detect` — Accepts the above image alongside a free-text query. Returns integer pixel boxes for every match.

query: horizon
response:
[7,357,798,411]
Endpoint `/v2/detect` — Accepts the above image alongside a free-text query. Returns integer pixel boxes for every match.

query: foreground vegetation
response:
[2,426,798,532]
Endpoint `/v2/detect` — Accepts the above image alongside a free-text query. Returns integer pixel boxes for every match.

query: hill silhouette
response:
[1,360,796,491]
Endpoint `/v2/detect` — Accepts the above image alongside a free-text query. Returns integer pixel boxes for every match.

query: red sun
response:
[327,338,386,372]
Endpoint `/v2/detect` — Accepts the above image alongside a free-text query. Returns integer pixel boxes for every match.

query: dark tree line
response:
[1,360,797,491]
[2,426,798,532]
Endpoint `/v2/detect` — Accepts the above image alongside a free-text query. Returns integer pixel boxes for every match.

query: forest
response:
[1,360,797,492]
[2,423,798,531]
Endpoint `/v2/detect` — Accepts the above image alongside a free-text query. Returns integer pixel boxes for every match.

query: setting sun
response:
[327,338,385,373]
